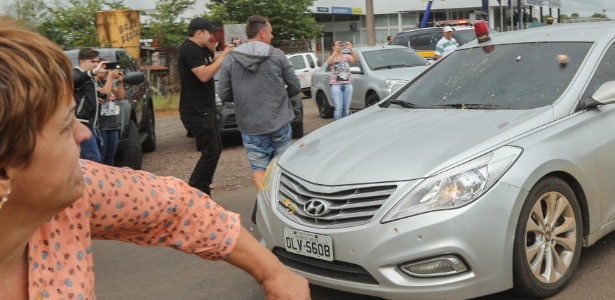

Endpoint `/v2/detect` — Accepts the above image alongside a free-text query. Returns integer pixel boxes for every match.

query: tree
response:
[570,13,579,19]
[205,0,322,41]
[592,12,607,19]
[142,0,196,46]
[559,14,569,22]
[36,0,128,49]
[2,0,48,28]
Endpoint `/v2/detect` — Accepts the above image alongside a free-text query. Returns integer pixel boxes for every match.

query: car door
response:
[349,51,367,110]
[582,42,615,223]
[115,50,146,126]
[410,31,442,60]
[288,54,311,90]
[304,54,319,88]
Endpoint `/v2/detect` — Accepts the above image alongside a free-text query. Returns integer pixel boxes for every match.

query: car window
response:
[289,55,307,70]
[395,42,591,110]
[580,43,615,103]
[410,33,438,51]
[455,29,477,43]
[392,35,409,48]
[306,54,317,68]
[362,48,426,70]
[116,51,138,72]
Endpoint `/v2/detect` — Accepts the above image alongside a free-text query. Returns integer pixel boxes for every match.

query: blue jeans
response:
[330,83,353,120]
[80,124,102,163]
[97,129,119,166]
[241,123,292,171]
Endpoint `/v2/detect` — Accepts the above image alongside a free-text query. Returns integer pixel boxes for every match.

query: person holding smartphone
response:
[327,40,358,120]
[95,66,125,166]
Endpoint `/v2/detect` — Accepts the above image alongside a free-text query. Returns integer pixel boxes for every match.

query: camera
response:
[98,92,108,100]
[105,62,121,70]
[340,42,348,47]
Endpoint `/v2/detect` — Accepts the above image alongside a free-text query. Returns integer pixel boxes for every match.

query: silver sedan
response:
[311,45,429,118]
[257,22,615,299]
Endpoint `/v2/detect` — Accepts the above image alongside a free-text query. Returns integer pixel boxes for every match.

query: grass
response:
[153,94,180,114]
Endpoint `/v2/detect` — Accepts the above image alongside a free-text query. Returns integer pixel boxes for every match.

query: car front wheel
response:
[512,177,582,298]
[115,120,143,170]
[366,93,380,107]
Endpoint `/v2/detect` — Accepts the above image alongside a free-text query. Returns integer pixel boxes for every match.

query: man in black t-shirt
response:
[178,17,235,195]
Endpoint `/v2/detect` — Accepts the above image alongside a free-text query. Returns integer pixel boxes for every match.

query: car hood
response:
[278,106,553,185]
[370,66,428,80]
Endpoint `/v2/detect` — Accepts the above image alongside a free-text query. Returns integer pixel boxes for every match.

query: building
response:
[309,0,562,50]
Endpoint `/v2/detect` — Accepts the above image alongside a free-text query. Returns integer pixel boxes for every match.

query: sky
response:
[25,0,615,19]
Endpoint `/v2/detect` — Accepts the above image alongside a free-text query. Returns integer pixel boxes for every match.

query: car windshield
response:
[362,48,426,70]
[394,42,591,110]
[456,29,478,42]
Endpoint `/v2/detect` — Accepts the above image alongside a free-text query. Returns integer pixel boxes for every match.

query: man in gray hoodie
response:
[218,15,300,191]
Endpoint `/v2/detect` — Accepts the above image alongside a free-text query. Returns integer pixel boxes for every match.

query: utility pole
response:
[366,0,375,45]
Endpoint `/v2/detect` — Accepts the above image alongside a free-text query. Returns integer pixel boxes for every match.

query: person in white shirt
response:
[434,26,459,60]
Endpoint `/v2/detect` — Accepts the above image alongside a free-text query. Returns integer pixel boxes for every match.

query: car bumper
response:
[256,181,527,300]
[217,105,238,133]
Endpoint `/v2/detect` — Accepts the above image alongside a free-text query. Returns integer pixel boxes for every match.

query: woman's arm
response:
[225,227,311,299]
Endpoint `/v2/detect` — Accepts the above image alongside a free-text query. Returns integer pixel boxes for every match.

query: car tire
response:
[115,120,143,170]
[142,103,156,153]
[292,120,304,139]
[512,177,582,298]
[366,93,380,107]
[316,91,333,119]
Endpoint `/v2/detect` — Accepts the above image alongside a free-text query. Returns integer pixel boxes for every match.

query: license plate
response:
[284,228,334,261]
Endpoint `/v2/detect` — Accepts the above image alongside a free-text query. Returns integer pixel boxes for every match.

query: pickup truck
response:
[64,48,156,170]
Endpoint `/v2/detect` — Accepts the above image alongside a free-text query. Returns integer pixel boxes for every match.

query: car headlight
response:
[383,146,522,222]
[260,156,281,205]
[385,79,409,89]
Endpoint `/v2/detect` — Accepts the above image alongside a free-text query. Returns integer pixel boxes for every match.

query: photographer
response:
[73,48,107,163]
[327,40,358,120]
[95,66,125,166]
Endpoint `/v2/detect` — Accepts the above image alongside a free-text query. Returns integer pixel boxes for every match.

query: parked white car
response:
[287,52,319,98]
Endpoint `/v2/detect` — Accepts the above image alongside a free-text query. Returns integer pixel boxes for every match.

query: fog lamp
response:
[399,255,468,278]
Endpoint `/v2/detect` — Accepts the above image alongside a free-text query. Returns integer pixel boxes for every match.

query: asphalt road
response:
[93,99,615,299]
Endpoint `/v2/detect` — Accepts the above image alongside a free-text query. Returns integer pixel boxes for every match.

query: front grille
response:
[276,172,398,228]
[273,247,379,285]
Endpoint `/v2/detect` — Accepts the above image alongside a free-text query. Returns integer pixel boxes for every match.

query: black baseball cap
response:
[188,17,220,33]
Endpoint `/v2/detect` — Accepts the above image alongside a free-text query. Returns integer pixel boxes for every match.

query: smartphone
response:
[105,62,121,70]
[340,42,348,47]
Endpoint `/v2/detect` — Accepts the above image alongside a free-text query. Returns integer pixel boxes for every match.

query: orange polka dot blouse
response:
[26,160,241,299]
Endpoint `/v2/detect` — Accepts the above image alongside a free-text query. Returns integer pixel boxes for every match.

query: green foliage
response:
[570,13,579,19]
[2,0,48,27]
[591,12,608,19]
[142,0,196,46]
[205,0,322,40]
[559,14,569,22]
[153,93,180,112]
[9,0,129,49]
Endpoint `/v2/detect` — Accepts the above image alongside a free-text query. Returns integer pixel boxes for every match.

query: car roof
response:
[483,21,615,44]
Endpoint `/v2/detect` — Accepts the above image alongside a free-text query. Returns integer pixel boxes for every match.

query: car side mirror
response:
[586,81,615,109]
[124,71,145,85]
[350,66,362,74]
[309,62,316,68]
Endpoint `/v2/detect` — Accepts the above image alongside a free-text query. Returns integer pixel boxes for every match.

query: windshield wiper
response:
[379,99,421,109]
[434,103,501,109]
[373,64,410,70]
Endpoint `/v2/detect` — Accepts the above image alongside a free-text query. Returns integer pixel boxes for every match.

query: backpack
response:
[74,74,98,124]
